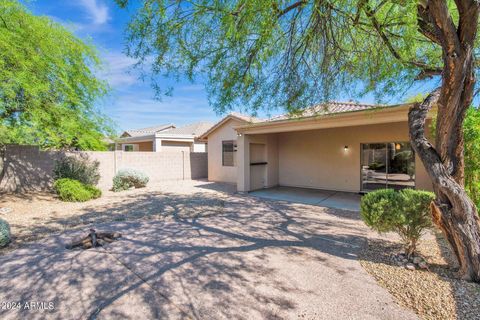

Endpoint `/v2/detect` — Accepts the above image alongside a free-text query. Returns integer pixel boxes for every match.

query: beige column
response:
[153,137,162,152]
[236,133,250,192]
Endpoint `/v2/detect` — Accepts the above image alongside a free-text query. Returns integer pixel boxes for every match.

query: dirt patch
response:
[0,180,230,254]
[359,234,480,320]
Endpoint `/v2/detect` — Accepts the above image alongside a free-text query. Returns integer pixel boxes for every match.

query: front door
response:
[361,142,415,191]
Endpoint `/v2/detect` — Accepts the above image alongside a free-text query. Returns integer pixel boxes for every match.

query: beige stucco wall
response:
[207,118,244,183]
[193,142,207,153]
[0,145,208,192]
[276,121,433,192]
[161,140,192,152]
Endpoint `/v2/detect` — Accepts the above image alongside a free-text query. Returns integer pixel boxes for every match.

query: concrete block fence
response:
[0,145,207,193]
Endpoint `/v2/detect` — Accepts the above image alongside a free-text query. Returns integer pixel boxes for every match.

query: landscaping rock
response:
[412,256,422,264]
[418,261,428,270]
[360,237,480,320]
[0,207,12,215]
[405,263,416,271]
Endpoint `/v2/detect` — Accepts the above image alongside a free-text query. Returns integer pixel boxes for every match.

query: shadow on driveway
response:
[0,187,416,320]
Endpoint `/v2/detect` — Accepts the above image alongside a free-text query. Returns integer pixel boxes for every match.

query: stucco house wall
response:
[207,118,244,183]
[276,121,432,193]
[161,140,192,152]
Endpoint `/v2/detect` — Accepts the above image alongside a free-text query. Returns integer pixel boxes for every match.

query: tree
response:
[0,0,113,150]
[117,0,480,281]
[463,107,480,211]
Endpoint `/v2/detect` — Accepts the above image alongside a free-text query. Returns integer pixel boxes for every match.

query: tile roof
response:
[229,112,263,123]
[267,101,383,121]
[122,123,175,137]
[160,122,214,137]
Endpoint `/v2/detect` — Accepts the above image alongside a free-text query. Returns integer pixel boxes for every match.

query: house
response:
[199,102,434,193]
[116,122,213,152]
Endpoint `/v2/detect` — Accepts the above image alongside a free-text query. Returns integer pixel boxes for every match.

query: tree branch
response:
[363,3,442,77]
[277,1,307,18]
[428,0,461,54]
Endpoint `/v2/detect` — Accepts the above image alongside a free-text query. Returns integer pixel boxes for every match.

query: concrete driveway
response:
[0,184,416,320]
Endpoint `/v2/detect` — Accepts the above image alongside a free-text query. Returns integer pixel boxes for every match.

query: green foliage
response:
[361,188,435,256]
[361,189,403,233]
[53,178,102,202]
[427,106,480,213]
[112,169,149,192]
[0,0,114,150]
[117,0,449,114]
[464,108,480,210]
[0,218,11,248]
[53,155,101,186]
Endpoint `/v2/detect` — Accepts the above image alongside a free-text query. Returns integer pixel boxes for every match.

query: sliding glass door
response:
[361,142,415,192]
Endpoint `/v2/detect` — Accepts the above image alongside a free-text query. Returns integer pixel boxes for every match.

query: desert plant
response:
[361,189,435,257]
[112,169,149,192]
[398,189,435,255]
[54,178,102,202]
[53,155,100,186]
[0,218,11,248]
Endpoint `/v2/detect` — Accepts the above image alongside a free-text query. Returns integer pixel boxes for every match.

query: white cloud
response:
[99,52,140,87]
[78,0,109,25]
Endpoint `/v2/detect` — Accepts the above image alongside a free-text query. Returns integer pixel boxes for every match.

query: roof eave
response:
[235,103,434,134]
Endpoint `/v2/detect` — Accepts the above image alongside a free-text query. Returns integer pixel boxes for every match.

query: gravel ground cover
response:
[0,180,233,253]
[359,234,480,320]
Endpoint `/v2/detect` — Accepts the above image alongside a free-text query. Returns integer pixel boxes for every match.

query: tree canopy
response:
[117,0,475,114]
[0,0,113,150]
[118,0,480,281]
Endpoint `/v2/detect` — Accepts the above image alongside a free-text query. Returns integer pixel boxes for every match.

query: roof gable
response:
[199,113,261,140]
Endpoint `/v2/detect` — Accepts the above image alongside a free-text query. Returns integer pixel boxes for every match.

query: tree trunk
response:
[409,90,480,282]
[409,0,480,282]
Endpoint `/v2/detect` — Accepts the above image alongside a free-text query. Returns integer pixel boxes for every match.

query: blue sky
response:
[23,0,439,133]
[24,0,221,132]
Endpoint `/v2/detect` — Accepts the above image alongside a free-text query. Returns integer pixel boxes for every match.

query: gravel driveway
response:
[0,180,417,319]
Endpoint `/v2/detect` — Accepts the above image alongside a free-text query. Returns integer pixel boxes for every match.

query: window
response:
[222,140,236,166]
[123,144,134,152]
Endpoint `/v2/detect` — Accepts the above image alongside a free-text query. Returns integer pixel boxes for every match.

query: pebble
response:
[413,256,422,264]
[405,263,416,271]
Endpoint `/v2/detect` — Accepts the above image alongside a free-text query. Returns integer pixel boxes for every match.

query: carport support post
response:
[237,133,250,192]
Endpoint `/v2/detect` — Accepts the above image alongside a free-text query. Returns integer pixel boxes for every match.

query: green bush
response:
[54,155,100,186]
[0,218,11,248]
[53,178,102,202]
[361,188,435,256]
[112,169,149,192]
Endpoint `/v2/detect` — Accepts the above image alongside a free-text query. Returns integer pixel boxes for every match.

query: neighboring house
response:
[199,102,435,193]
[116,122,213,152]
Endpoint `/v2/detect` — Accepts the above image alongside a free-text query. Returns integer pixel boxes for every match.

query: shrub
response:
[361,188,435,257]
[0,218,11,248]
[53,178,102,202]
[112,169,149,192]
[54,155,100,186]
